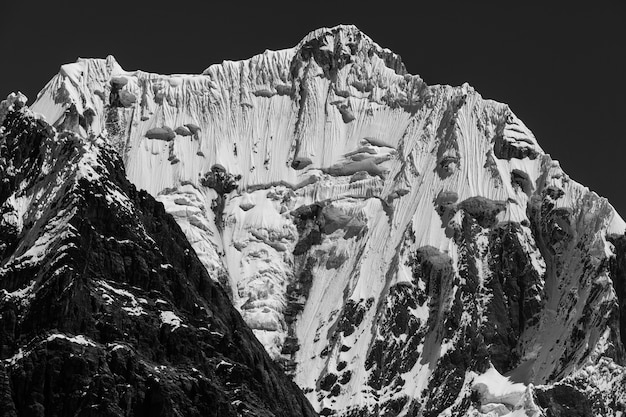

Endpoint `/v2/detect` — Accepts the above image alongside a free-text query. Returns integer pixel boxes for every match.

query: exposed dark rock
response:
[323,159,385,178]
[82,107,96,129]
[319,407,334,416]
[484,150,500,179]
[336,104,355,123]
[319,373,338,391]
[118,90,137,107]
[110,76,128,87]
[292,156,313,170]
[281,336,300,355]
[437,155,459,177]
[292,204,324,255]
[275,84,294,96]
[457,196,506,228]
[535,384,593,417]
[184,124,201,135]
[364,282,424,393]
[281,256,315,371]
[608,234,626,350]
[434,101,462,179]
[0,106,316,417]
[55,103,82,132]
[201,166,240,195]
[435,190,459,207]
[337,299,367,337]
[109,79,126,108]
[544,185,565,200]
[321,206,366,239]
[511,169,533,195]
[338,371,351,385]
[413,246,454,312]
[423,365,465,417]
[107,77,136,109]
[290,26,405,84]
[485,222,544,371]
[398,237,495,417]
[421,297,490,417]
[493,134,539,160]
[174,126,192,136]
[200,166,241,229]
[253,89,275,98]
[325,248,347,270]
[145,126,175,141]
[528,193,575,256]
[291,30,355,82]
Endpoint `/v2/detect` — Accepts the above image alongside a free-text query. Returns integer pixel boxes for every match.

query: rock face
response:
[0,95,316,417]
[22,24,626,416]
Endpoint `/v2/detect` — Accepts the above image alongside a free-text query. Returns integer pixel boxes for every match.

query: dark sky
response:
[2,1,625,214]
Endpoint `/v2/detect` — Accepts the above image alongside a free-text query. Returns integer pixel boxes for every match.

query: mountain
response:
[7,24,626,415]
[0,93,316,417]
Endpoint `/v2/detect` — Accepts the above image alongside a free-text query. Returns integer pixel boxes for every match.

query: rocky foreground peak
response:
[0,97,316,417]
[2,25,626,416]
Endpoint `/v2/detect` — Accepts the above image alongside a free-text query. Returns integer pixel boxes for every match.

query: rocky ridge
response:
[0,94,316,417]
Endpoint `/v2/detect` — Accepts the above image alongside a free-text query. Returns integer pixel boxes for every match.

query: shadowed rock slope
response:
[0,94,316,417]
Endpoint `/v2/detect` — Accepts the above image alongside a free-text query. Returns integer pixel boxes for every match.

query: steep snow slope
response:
[0,94,316,417]
[30,25,626,416]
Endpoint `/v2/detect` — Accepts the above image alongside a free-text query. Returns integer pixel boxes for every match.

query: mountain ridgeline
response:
[1,25,626,416]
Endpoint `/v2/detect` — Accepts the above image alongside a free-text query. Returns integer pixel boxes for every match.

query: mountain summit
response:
[3,25,626,416]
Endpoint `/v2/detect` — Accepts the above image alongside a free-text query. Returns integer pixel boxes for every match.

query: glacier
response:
[22,24,626,416]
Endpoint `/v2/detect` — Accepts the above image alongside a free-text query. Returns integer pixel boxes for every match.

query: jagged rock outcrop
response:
[22,24,626,416]
[0,95,316,417]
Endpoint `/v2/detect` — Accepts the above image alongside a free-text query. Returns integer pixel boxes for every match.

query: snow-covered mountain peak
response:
[293,24,407,75]
[30,23,427,197]
[23,27,626,416]
[297,24,379,51]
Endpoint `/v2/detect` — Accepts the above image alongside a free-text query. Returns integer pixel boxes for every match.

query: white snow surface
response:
[98,280,146,316]
[473,366,527,407]
[159,311,185,331]
[3,333,97,367]
[46,333,96,347]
